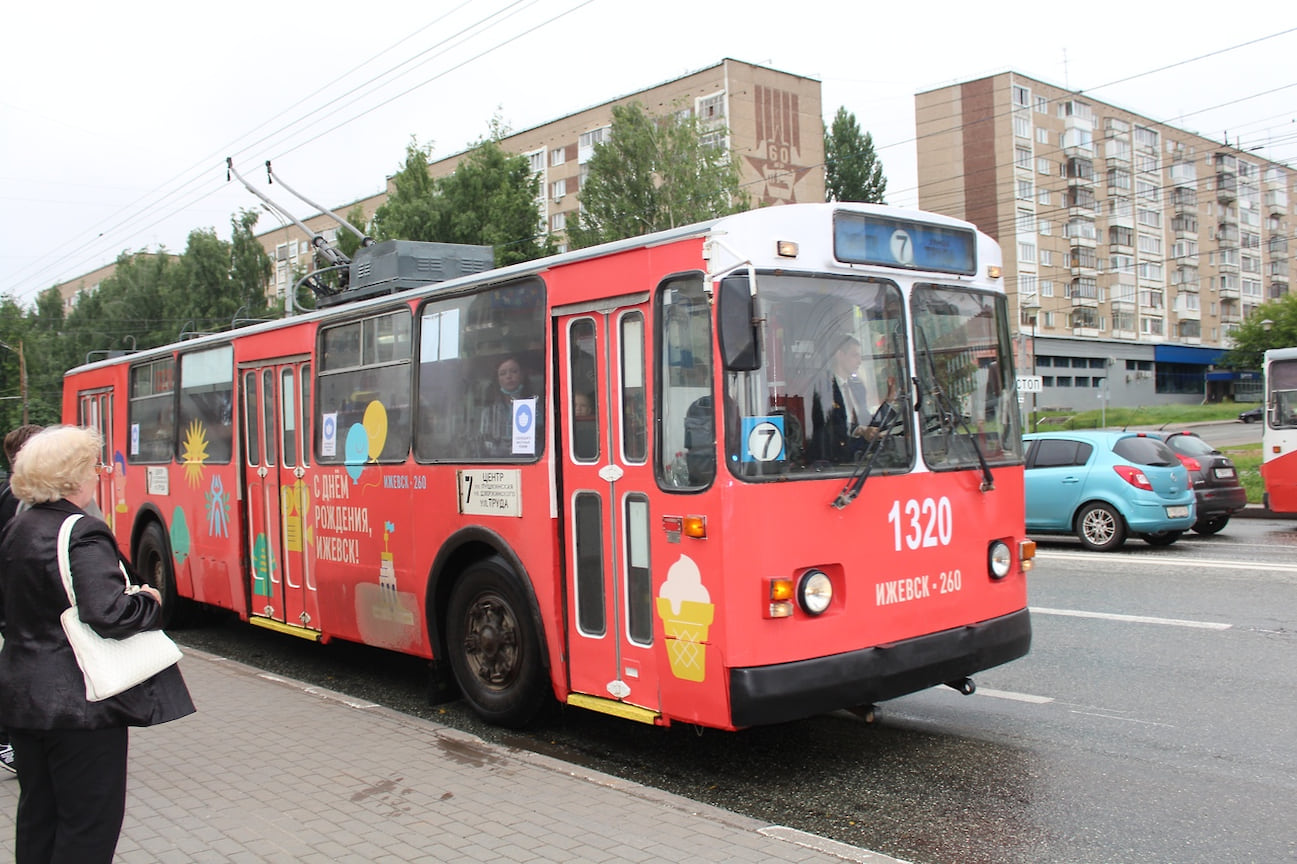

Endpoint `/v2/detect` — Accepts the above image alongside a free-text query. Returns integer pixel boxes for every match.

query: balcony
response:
[1216,172,1237,203]
[1216,224,1240,245]
[1218,284,1240,300]
[1270,279,1290,299]
[1269,236,1289,257]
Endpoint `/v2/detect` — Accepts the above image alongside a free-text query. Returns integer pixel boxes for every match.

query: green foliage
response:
[1219,293,1297,369]
[823,107,887,204]
[335,205,370,260]
[372,130,551,266]
[568,101,744,249]
[372,138,442,243]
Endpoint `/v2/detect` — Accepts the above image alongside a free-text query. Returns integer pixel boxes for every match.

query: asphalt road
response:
[171,514,1297,864]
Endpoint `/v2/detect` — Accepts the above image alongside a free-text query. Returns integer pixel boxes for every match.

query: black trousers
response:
[8,727,129,864]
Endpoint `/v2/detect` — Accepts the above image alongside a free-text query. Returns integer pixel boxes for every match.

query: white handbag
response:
[57,514,183,702]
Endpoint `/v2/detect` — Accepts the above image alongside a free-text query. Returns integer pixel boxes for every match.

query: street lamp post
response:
[1021,302,1040,433]
[0,338,29,425]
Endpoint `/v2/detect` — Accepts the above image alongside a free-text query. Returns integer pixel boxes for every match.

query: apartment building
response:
[255,59,822,305]
[51,59,823,314]
[916,72,1294,409]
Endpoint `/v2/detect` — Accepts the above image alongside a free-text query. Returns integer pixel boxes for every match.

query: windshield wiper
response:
[913,324,995,493]
[832,393,906,509]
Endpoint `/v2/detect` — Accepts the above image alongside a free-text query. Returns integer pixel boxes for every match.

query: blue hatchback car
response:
[1023,431,1196,551]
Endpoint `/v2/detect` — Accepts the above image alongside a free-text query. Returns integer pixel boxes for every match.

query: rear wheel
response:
[1076,503,1126,552]
[1140,530,1183,547]
[445,556,548,729]
[1193,516,1229,535]
[136,522,188,628]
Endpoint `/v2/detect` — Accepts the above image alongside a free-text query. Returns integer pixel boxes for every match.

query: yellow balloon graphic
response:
[363,401,388,461]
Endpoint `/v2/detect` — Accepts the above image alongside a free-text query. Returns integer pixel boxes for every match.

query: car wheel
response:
[1141,530,1183,547]
[1076,503,1126,552]
[1193,516,1229,535]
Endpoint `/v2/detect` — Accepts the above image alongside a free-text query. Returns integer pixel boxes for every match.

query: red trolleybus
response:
[1261,347,1297,514]
[64,203,1033,730]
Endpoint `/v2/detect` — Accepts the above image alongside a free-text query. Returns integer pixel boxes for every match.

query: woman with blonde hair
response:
[0,425,194,864]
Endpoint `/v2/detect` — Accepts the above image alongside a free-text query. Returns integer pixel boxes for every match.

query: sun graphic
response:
[181,419,210,487]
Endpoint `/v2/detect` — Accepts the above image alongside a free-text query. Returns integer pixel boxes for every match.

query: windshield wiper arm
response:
[832,394,906,509]
[913,324,995,492]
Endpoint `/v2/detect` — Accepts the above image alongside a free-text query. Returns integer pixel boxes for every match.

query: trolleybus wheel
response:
[1075,502,1126,552]
[137,521,186,628]
[445,556,548,729]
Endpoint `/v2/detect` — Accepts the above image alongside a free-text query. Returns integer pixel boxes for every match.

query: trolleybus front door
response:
[556,300,660,718]
[78,389,117,530]
[241,359,317,634]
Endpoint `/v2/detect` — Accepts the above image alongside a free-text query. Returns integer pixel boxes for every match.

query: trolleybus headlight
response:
[988,540,1012,579]
[797,569,833,615]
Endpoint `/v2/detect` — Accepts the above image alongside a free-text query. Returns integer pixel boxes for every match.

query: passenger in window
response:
[480,356,542,457]
[573,391,594,419]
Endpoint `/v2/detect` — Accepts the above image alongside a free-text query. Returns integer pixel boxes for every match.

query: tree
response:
[372,125,552,267]
[568,101,744,249]
[437,130,552,266]
[229,209,274,320]
[1221,295,1297,369]
[372,138,442,243]
[823,107,887,204]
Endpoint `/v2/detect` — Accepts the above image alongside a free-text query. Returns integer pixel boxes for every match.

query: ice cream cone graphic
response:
[657,554,714,682]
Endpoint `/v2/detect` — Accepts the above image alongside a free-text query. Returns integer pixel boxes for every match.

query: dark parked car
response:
[1023,431,1195,552]
[1238,406,1263,423]
[1146,431,1248,535]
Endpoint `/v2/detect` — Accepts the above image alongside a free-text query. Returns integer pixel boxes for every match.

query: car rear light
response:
[1175,454,1202,472]
[1113,464,1153,490]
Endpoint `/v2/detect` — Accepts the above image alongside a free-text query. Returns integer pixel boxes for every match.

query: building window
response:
[1134,126,1159,149]
[551,211,566,232]
[1038,188,1051,206]
[1017,179,1034,200]
[1041,280,1054,297]
[550,147,566,167]
[551,178,567,201]
[578,126,611,163]
[1037,127,1049,144]
[1035,95,1049,113]
[1013,85,1030,107]
[1138,234,1162,256]
[1039,249,1054,267]
[1019,240,1037,262]
[527,149,545,174]
[1014,112,1031,139]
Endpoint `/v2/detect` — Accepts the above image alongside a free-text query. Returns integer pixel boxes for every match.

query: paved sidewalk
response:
[1,650,904,863]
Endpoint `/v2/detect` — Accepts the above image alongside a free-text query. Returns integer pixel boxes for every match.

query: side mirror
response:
[718,275,760,371]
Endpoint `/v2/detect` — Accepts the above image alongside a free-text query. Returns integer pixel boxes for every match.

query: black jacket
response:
[0,499,195,730]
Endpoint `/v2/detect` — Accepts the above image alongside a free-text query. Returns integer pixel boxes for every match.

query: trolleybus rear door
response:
[241,359,317,633]
[556,299,660,716]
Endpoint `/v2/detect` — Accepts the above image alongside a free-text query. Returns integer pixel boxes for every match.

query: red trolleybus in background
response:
[1261,347,1297,514]
[64,202,1033,731]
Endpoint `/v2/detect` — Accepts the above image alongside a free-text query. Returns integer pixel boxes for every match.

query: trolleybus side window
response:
[620,312,647,463]
[317,309,413,463]
[178,345,234,464]
[569,317,599,462]
[128,357,175,464]
[414,278,547,462]
[658,274,714,489]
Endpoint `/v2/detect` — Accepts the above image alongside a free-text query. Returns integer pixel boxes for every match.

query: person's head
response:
[496,356,523,396]
[3,423,43,468]
[574,391,594,418]
[9,425,103,505]
[831,336,863,377]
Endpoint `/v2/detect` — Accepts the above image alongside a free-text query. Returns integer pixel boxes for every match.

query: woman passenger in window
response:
[480,355,542,457]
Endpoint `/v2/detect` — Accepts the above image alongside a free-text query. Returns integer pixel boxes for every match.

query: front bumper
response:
[728,607,1032,728]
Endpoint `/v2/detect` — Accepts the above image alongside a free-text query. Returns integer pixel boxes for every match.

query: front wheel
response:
[1076,503,1126,552]
[445,556,549,729]
[1141,530,1183,547]
[1193,516,1229,535]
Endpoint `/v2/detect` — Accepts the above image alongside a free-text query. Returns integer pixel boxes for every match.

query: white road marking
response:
[1069,710,1175,728]
[974,687,1055,704]
[1031,606,1231,630]
[1038,550,1297,573]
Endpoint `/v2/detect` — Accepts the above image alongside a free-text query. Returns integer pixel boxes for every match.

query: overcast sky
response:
[3,1,1294,308]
